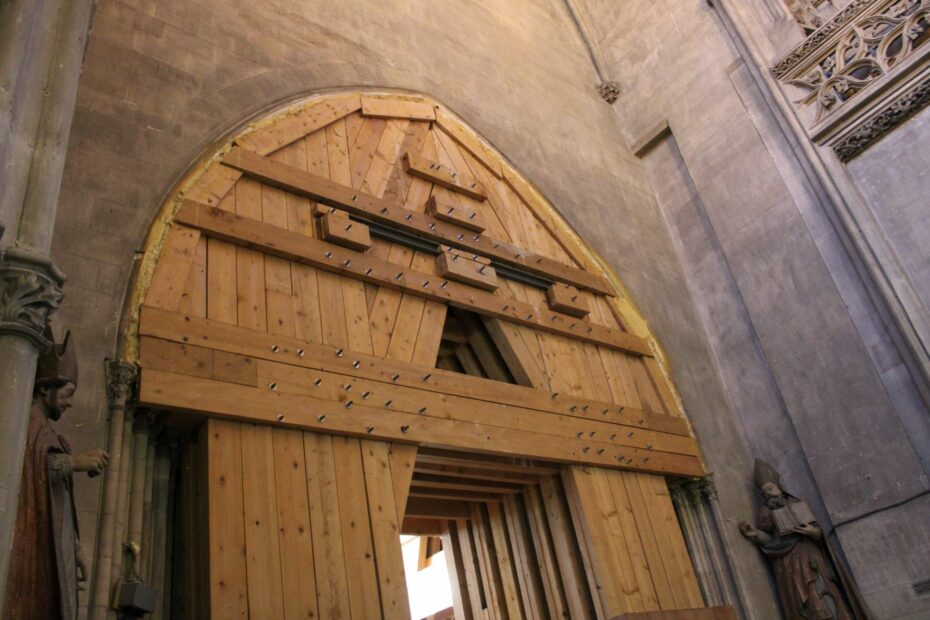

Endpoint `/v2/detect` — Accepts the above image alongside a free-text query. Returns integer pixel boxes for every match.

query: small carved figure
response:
[739,459,872,620]
[3,328,109,620]
[786,0,826,33]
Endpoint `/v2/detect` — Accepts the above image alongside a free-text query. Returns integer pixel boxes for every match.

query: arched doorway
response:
[128,91,711,619]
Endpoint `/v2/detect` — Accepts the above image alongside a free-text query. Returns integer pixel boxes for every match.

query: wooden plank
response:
[454,518,486,618]
[503,496,546,620]
[145,226,201,310]
[427,193,487,232]
[612,609,736,620]
[434,107,504,178]
[483,318,549,389]
[389,443,417,521]
[547,283,590,319]
[404,498,471,520]
[303,431,353,617]
[524,487,571,619]
[401,517,442,536]
[540,476,597,620]
[222,146,613,295]
[361,95,436,121]
[361,440,411,619]
[332,436,382,619]
[239,424,286,618]
[486,503,524,619]
[622,472,676,610]
[408,487,507,503]
[411,474,522,495]
[238,93,362,155]
[404,150,486,201]
[176,200,647,355]
[271,428,319,619]
[139,307,691,438]
[436,250,499,291]
[638,475,704,608]
[203,419,249,618]
[178,235,207,317]
[440,522,474,620]
[471,506,504,620]
[186,163,242,207]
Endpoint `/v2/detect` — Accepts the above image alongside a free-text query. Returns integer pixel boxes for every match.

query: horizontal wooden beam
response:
[221,146,613,295]
[138,365,703,477]
[139,307,690,438]
[404,150,486,201]
[413,462,543,485]
[408,487,505,503]
[411,474,524,495]
[173,202,649,355]
[404,498,470,520]
[400,517,443,536]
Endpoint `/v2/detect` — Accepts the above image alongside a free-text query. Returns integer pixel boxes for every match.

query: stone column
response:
[89,361,138,620]
[0,0,96,610]
[670,477,751,618]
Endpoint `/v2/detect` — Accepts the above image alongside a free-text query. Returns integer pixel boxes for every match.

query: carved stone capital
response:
[598,81,620,104]
[106,359,139,405]
[0,248,66,348]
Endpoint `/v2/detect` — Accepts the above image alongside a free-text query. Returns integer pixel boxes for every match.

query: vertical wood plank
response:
[204,419,249,618]
[388,443,417,521]
[272,427,319,619]
[503,496,547,620]
[524,487,570,620]
[304,432,352,618]
[332,436,382,619]
[361,440,411,619]
[487,502,525,620]
[441,521,474,620]
[240,424,285,618]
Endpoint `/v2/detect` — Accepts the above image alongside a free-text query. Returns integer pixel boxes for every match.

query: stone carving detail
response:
[774,0,880,77]
[833,69,930,158]
[598,81,620,104]
[786,0,831,34]
[773,0,930,159]
[4,327,110,619]
[786,0,930,121]
[106,359,139,405]
[739,459,873,619]
[0,249,66,347]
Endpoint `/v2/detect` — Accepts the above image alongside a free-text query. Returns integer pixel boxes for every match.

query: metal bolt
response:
[423,373,432,381]
[336,348,344,357]
[351,195,357,201]
[392,374,400,382]
[314,378,322,386]
[318,415,326,422]
[343,259,351,267]
[271,345,280,353]
[345,224,353,231]
[418,407,427,415]
[324,251,333,259]
[346,401,354,409]
[597,449,605,455]
[384,399,393,407]
[401,425,410,433]
[362,391,370,399]
[297,348,305,357]
[344,383,352,391]
[268,382,277,391]
[365,268,373,276]
[352,360,361,368]
[366,426,374,433]
[277,414,285,422]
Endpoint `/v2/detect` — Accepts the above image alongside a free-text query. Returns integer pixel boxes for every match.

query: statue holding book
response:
[739,459,872,620]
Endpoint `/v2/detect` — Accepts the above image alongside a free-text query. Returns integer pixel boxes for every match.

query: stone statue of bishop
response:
[3,328,109,619]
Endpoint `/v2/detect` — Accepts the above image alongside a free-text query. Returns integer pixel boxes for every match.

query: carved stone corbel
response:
[0,248,66,348]
[598,81,621,104]
[106,359,139,410]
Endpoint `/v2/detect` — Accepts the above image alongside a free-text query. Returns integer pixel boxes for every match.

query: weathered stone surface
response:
[46,0,930,617]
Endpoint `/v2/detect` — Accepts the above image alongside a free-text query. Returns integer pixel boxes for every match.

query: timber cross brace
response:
[122,91,722,619]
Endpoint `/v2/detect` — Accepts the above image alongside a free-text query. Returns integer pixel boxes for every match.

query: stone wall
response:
[52,0,930,617]
[574,0,930,615]
[54,0,776,615]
